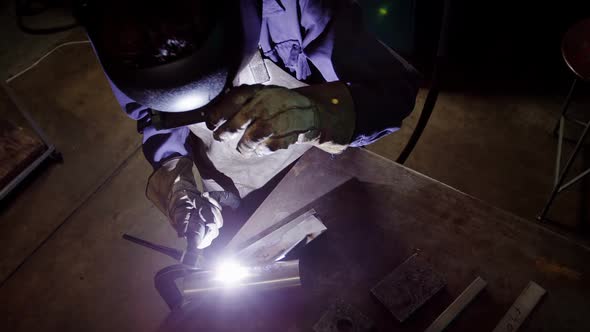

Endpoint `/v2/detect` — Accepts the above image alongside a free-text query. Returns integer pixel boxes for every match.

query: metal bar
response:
[559,167,590,193]
[424,277,487,332]
[182,260,300,296]
[122,234,183,261]
[555,116,565,186]
[231,209,326,265]
[552,79,577,136]
[0,146,55,201]
[539,120,590,221]
[492,281,546,332]
[563,115,588,127]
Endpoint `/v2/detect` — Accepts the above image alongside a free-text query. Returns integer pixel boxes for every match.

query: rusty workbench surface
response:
[160,147,590,332]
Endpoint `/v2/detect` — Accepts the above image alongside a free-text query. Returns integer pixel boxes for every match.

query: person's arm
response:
[305,0,420,147]
[106,79,239,249]
[206,0,420,157]
[107,79,190,169]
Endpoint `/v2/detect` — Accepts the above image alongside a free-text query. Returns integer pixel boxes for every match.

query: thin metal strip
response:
[555,117,565,186]
[424,276,487,332]
[492,281,546,332]
[559,167,590,193]
[233,210,326,264]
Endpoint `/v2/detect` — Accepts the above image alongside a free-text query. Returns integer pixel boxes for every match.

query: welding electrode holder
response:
[137,108,208,134]
[182,222,206,268]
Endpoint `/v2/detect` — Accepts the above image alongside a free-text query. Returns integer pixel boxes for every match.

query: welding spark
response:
[214,260,250,286]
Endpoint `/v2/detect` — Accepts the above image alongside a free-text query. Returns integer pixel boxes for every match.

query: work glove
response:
[146,157,240,249]
[206,82,356,156]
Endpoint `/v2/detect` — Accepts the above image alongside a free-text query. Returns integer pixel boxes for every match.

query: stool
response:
[538,18,590,221]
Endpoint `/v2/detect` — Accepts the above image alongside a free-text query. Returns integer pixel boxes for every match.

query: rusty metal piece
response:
[313,300,374,332]
[371,254,446,322]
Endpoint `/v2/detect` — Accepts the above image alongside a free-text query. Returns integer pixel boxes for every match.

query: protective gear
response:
[146,156,239,249]
[80,0,259,113]
[206,82,356,156]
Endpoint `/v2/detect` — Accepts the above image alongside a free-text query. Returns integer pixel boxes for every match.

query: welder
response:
[81,0,419,252]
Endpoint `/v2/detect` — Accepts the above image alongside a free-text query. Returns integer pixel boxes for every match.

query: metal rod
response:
[555,116,565,187]
[491,281,546,332]
[182,260,301,296]
[559,167,590,193]
[424,277,487,332]
[0,146,55,201]
[564,116,588,127]
[552,79,578,136]
[539,120,590,221]
[122,234,183,261]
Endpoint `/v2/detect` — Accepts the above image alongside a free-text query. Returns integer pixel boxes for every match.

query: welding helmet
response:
[78,0,260,113]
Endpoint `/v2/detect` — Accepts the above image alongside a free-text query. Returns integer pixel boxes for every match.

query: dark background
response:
[361,0,590,92]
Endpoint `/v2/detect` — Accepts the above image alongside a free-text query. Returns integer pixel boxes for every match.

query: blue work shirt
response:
[108,0,420,169]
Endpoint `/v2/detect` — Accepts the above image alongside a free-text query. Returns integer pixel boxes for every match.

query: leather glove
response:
[206,82,356,156]
[146,157,240,249]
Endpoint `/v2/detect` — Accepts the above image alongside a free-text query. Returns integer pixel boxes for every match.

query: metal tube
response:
[0,147,55,201]
[122,233,183,261]
[559,167,590,193]
[555,116,565,186]
[552,79,578,136]
[182,260,301,296]
[539,120,590,221]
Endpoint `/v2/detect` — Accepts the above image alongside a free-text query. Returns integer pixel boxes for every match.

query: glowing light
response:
[174,93,207,112]
[331,98,340,105]
[214,260,250,285]
[378,7,388,16]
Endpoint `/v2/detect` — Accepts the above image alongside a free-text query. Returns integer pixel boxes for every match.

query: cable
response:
[396,0,452,164]
[5,40,90,83]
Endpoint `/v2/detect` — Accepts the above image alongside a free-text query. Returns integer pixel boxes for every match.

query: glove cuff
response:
[146,156,198,222]
[296,82,356,153]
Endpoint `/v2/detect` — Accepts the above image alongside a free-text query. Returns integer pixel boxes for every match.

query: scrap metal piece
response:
[425,276,487,332]
[313,301,374,332]
[182,260,301,296]
[492,281,546,332]
[371,254,446,322]
[233,209,327,265]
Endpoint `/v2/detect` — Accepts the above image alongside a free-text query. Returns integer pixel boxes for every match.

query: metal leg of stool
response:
[539,119,590,221]
[552,79,578,136]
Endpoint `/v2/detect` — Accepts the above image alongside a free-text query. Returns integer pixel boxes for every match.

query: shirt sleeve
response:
[322,0,421,147]
[107,79,190,170]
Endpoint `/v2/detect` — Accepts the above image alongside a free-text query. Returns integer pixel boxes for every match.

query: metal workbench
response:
[164,147,589,331]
